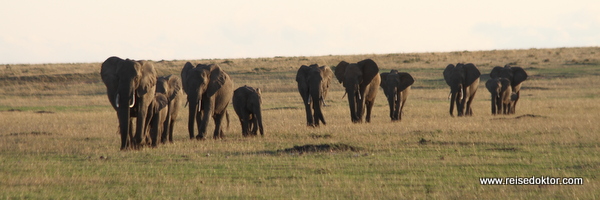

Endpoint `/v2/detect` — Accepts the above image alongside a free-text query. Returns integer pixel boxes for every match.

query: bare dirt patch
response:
[282,143,363,153]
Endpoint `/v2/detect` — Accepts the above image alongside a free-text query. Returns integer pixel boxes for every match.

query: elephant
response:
[380,70,414,121]
[155,75,183,143]
[443,63,481,117]
[181,62,233,140]
[335,59,381,123]
[233,85,264,136]
[485,78,512,115]
[295,64,333,127]
[490,65,528,114]
[101,56,157,150]
[148,93,169,147]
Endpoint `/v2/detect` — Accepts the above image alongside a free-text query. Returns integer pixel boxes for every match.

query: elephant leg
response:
[168,118,175,143]
[161,115,170,143]
[394,92,401,121]
[302,94,314,126]
[150,115,159,147]
[213,112,226,139]
[512,91,520,114]
[251,114,259,136]
[365,100,374,123]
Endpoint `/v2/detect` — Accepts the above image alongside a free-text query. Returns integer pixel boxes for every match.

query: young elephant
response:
[149,93,169,147]
[380,70,414,121]
[233,85,264,137]
[485,78,512,115]
[156,75,182,143]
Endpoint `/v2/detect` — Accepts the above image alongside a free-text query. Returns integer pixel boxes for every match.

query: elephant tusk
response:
[129,91,136,108]
[115,94,120,108]
[357,92,362,101]
[198,99,202,112]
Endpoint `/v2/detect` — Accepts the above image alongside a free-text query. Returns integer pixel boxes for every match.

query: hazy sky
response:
[1,0,599,64]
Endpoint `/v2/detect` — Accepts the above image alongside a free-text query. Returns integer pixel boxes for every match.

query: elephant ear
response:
[181,62,195,95]
[510,66,528,86]
[166,75,182,101]
[334,61,349,83]
[397,72,415,92]
[463,63,481,86]
[100,56,123,109]
[320,65,333,99]
[138,61,157,94]
[357,59,379,85]
[379,72,389,88]
[489,66,504,79]
[443,64,455,86]
[206,64,230,97]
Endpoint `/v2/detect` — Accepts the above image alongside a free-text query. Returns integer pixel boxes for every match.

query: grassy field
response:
[1,47,599,199]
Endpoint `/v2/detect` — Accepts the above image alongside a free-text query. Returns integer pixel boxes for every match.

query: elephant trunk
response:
[187,94,198,139]
[346,88,360,123]
[395,88,401,121]
[116,87,134,150]
[310,86,325,126]
[449,91,457,117]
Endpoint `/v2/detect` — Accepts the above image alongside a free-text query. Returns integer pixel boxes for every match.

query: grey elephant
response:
[181,62,233,140]
[101,56,157,150]
[155,75,182,143]
[296,64,333,127]
[485,78,512,115]
[443,63,480,117]
[233,85,264,136]
[149,93,169,147]
[380,70,414,121]
[490,65,528,114]
[335,59,381,123]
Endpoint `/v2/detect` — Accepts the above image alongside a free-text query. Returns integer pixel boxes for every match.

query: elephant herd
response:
[101,56,527,150]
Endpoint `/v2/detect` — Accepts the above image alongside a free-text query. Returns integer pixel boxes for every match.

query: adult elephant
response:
[296,64,333,127]
[490,65,528,114]
[380,70,414,121]
[335,59,381,123]
[101,56,157,150]
[485,78,512,115]
[181,62,233,140]
[443,63,480,117]
[233,85,264,136]
[156,75,182,143]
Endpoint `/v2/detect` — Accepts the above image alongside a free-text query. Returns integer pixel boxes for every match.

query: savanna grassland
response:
[1,47,599,199]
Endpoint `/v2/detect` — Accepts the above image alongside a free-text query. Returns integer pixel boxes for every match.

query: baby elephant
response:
[380,70,414,121]
[233,85,264,136]
[149,93,169,147]
[485,78,512,115]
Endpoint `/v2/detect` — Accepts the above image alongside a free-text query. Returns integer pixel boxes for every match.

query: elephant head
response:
[335,59,381,123]
[380,70,414,121]
[233,85,264,136]
[156,75,182,143]
[181,62,233,140]
[490,65,528,114]
[296,64,333,127]
[101,56,157,150]
[443,63,480,117]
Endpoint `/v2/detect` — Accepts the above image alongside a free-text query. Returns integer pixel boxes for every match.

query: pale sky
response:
[1,0,599,64]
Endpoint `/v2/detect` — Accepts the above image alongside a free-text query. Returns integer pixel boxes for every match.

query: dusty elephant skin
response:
[443,63,481,117]
[335,59,381,123]
[148,93,169,147]
[380,70,414,121]
[181,62,233,140]
[485,77,512,115]
[296,64,333,127]
[233,85,264,136]
[490,65,528,114]
[155,75,182,143]
[101,56,157,150]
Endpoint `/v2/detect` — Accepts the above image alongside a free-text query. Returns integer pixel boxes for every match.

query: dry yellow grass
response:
[0,47,599,199]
